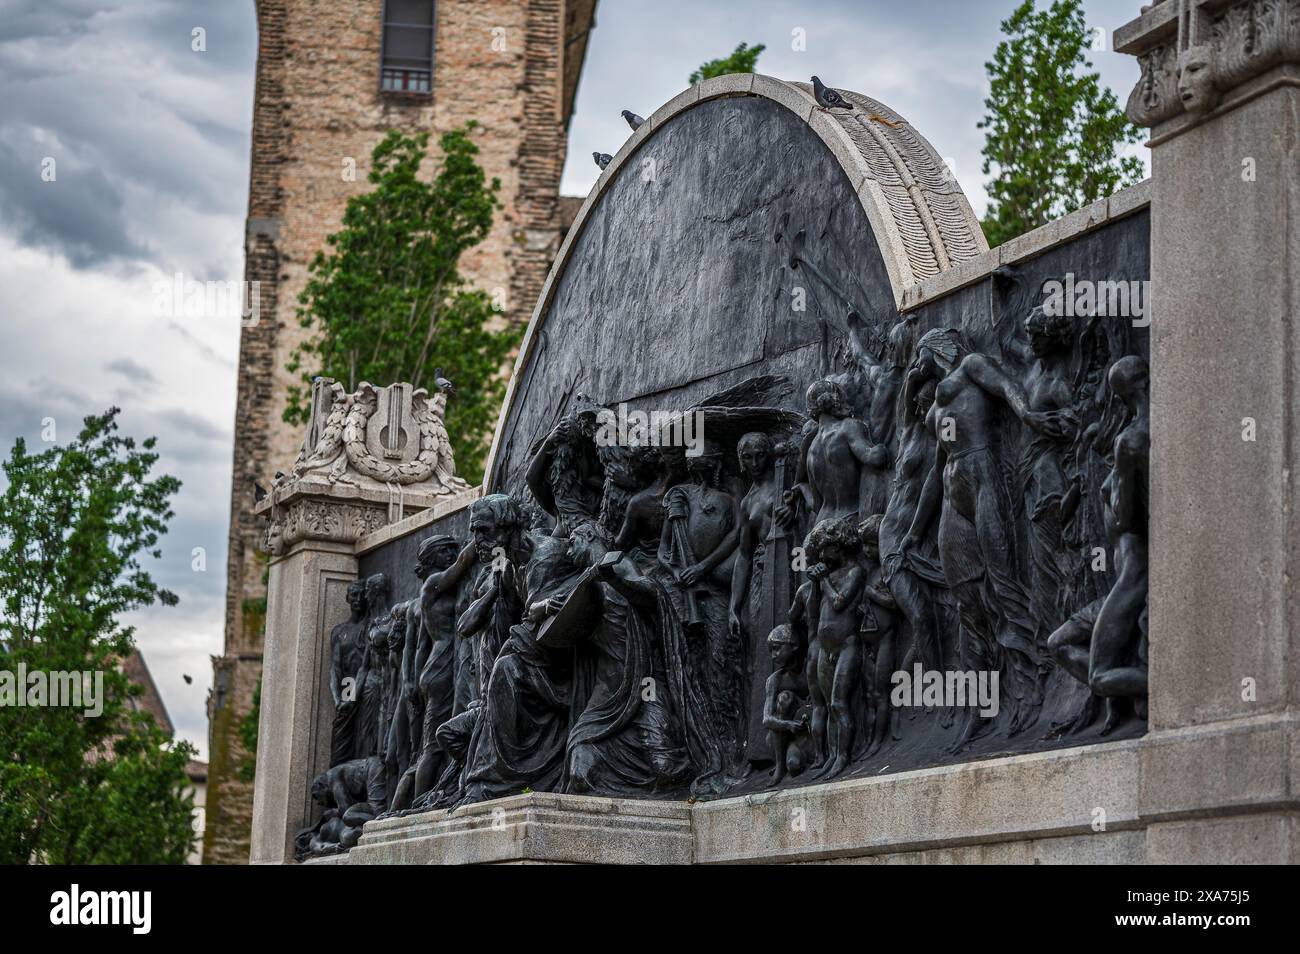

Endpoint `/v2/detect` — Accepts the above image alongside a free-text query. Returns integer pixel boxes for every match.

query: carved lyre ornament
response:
[282,377,469,491]
[261,376,472,555]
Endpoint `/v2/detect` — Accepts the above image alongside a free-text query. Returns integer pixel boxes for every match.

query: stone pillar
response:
[247,481,393,865]
[243,373,477,863]
[1117,0,1300,855]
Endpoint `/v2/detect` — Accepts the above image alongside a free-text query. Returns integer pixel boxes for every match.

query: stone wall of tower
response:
[204,0,593,864]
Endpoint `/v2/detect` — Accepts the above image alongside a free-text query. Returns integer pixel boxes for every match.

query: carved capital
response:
[256,475,467,556]
[259,485,389,555]
[1117,0,1300,129]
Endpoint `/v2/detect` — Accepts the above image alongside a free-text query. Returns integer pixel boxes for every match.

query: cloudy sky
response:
[0,0,1147,758]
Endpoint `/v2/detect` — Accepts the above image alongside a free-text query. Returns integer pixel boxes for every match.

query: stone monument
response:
[248,6,1300,863]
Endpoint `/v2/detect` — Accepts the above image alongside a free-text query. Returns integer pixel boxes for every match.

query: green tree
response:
[689,42,765,85]
[0,409,196,864]
[284,126,519,484]
[978,0,1144,247]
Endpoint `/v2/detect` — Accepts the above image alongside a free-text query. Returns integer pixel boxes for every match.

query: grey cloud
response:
[167,319,238,370]
[105,356,160,389]
[0,134,153,268]
[0,0,102,43]
[0,0,255,272]
[154,406,231,454]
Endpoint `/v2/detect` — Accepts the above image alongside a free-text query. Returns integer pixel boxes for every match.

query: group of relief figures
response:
[296,298,1150,859]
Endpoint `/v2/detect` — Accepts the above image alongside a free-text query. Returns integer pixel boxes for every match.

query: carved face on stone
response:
[572,394,602,441]
[1025,305,1073,359]
[857,515,884,562]
[470,515,506,566]
[808,516,859,568]
[363,574,389,614]
[432,541,460,570]
[566,521,611,569]
[737,432,773,479]
[416,535,459,578]
[469,494,525,566]
[264,520,283,556]
[1177,45,1219,114]
[1108,355,1149,411]
[767,624,798,667]
[911,345,942,382]
[887,317,915,371]
[345,580,367,616]
[911,328,962,381]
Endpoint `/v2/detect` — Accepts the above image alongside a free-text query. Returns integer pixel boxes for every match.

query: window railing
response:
[381,66,431,94]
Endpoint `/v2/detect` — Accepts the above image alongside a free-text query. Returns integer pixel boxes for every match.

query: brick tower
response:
[204,0,597,864]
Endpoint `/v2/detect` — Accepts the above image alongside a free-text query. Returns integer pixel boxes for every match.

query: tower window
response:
[380,0,435,94]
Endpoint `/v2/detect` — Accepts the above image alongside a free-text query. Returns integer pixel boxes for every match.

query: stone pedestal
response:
[325,794,693,865]
[248,534,356,865]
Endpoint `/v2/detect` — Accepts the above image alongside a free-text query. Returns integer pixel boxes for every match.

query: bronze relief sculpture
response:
[296,292,1149,857]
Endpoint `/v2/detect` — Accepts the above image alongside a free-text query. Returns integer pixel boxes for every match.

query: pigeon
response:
[434,368,455,393]
[593,152,613,171]
[811,76,854,112]
[254,481,268,503]
[183,674,193,685]
[621,109,645,131]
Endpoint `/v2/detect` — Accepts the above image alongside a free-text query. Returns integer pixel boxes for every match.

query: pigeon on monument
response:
[593,151,613,170]
[183,674,193,685]
[621,109,645,131]
[811,75,854,112]
[254,481,267,503]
